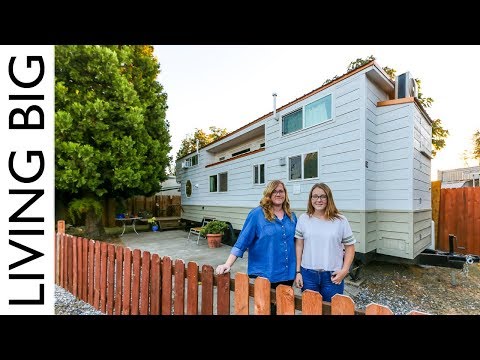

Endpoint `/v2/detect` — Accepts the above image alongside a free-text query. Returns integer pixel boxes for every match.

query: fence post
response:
[57,220,65,234]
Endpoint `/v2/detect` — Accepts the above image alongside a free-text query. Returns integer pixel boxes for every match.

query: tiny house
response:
[176,60,433,261]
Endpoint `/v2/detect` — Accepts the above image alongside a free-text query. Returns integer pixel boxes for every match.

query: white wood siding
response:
[413,210,432,257]
[374,103,413,210]
[412,106,432,210]
[376,211,413,259]
[365,78,390,210]
[265,74,363,211]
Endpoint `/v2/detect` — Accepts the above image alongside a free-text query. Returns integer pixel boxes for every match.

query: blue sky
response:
[154,45,480,179]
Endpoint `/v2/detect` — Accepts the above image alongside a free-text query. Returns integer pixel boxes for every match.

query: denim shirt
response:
[231,206,297,283]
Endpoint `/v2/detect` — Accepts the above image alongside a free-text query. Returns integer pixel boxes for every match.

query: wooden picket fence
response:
[55,223,426,315]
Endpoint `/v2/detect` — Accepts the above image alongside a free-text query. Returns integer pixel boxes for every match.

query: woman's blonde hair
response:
[259,180,293,221]
[307,183,341,220]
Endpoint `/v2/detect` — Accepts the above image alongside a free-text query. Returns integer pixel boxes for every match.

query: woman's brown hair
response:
[259,180,293,221]
[307,183,341,221]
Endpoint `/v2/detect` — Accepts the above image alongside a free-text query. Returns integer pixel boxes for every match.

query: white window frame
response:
[287,151,319,181]
[185,154,199,167]
[253,163,265,185]
[281,92,334,136]
[209,172,228,192]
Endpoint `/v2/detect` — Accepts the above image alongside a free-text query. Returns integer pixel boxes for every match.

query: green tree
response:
[343,55,449,157]
[55,45,171,238]
[176,126,228,160]
[473,130,480,164]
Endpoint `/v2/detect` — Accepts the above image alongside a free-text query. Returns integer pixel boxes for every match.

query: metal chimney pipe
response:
[272,92,278,121]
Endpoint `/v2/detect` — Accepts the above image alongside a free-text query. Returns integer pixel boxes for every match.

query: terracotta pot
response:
[206,233,222,248]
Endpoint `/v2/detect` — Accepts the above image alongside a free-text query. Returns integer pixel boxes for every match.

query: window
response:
[282,94,332,135]
[191,154,198,166]
[288,151,318,180]
[186,180,192,197]
[209,175,217,192]
[210,172,228,192]
[232,148,250,157]
[219,172,228,192]
[305,94,332,127]
[282,108,302,135]
[304,152,318,179]
[185,154,198,167]
[253,164,265,184]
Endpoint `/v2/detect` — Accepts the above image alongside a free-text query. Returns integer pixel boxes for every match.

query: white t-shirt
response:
[295,213,356,272]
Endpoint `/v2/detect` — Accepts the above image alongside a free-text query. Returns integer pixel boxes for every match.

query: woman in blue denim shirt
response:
[216,180,297,313]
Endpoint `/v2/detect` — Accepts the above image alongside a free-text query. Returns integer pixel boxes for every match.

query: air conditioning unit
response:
[181,161,190,169]
[395,72,418,99]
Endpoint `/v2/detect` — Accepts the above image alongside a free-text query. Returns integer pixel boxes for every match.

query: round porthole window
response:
[186,180,192,198]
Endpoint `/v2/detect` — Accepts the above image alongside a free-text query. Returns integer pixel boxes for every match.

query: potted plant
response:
[199,220,228,248]
[148,217,159,232]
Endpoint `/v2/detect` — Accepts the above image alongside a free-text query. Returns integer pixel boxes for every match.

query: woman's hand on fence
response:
[215,264,231,275]
[295,273,303,288]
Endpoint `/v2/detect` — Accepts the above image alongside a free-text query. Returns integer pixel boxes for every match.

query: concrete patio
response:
[120,228,249,275]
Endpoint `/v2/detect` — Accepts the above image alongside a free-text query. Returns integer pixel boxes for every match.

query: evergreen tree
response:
[55,45,171,238]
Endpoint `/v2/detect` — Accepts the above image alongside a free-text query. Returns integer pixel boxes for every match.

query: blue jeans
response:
[300,266,344,302]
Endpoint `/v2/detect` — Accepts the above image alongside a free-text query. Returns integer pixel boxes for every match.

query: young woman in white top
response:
[294,183,356,302]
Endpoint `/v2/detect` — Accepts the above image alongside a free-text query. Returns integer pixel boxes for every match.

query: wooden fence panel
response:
[276,285,295,315]
[76,237,83,299]
[161,256,173,315]
[55,233,60,285]
[201,265,214,315]
[93,242,101,310]
[81,238,88,302]
[131,249,142,315]
[439,187,480,255]
[254,277,270,315]
[72,237,78,297]
[55,230,430,316]
[140,251,151,315]
[122,248,132,315]
[186,262,199,315]
[302,290,322,315]
[431,180,441,247]
[469,188,480,255]
[150,254,161,315]
[366,303,394,315]
[331,294,355,315]
[100,242,108,313]
[216,273,231,315]
[59,234,65,288]
[234,273,249,315]
[114,246,124,315]
[174,259,185,315]
[87,240,95,305]
[106,244,116,315]
[67,236,73,293]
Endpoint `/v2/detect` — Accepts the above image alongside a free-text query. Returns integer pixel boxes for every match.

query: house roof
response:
[179,59,432,160]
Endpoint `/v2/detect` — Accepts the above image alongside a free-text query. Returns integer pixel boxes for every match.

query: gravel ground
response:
[55,285,103,315]
[55,261,480,315]
[347,261,480,315]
